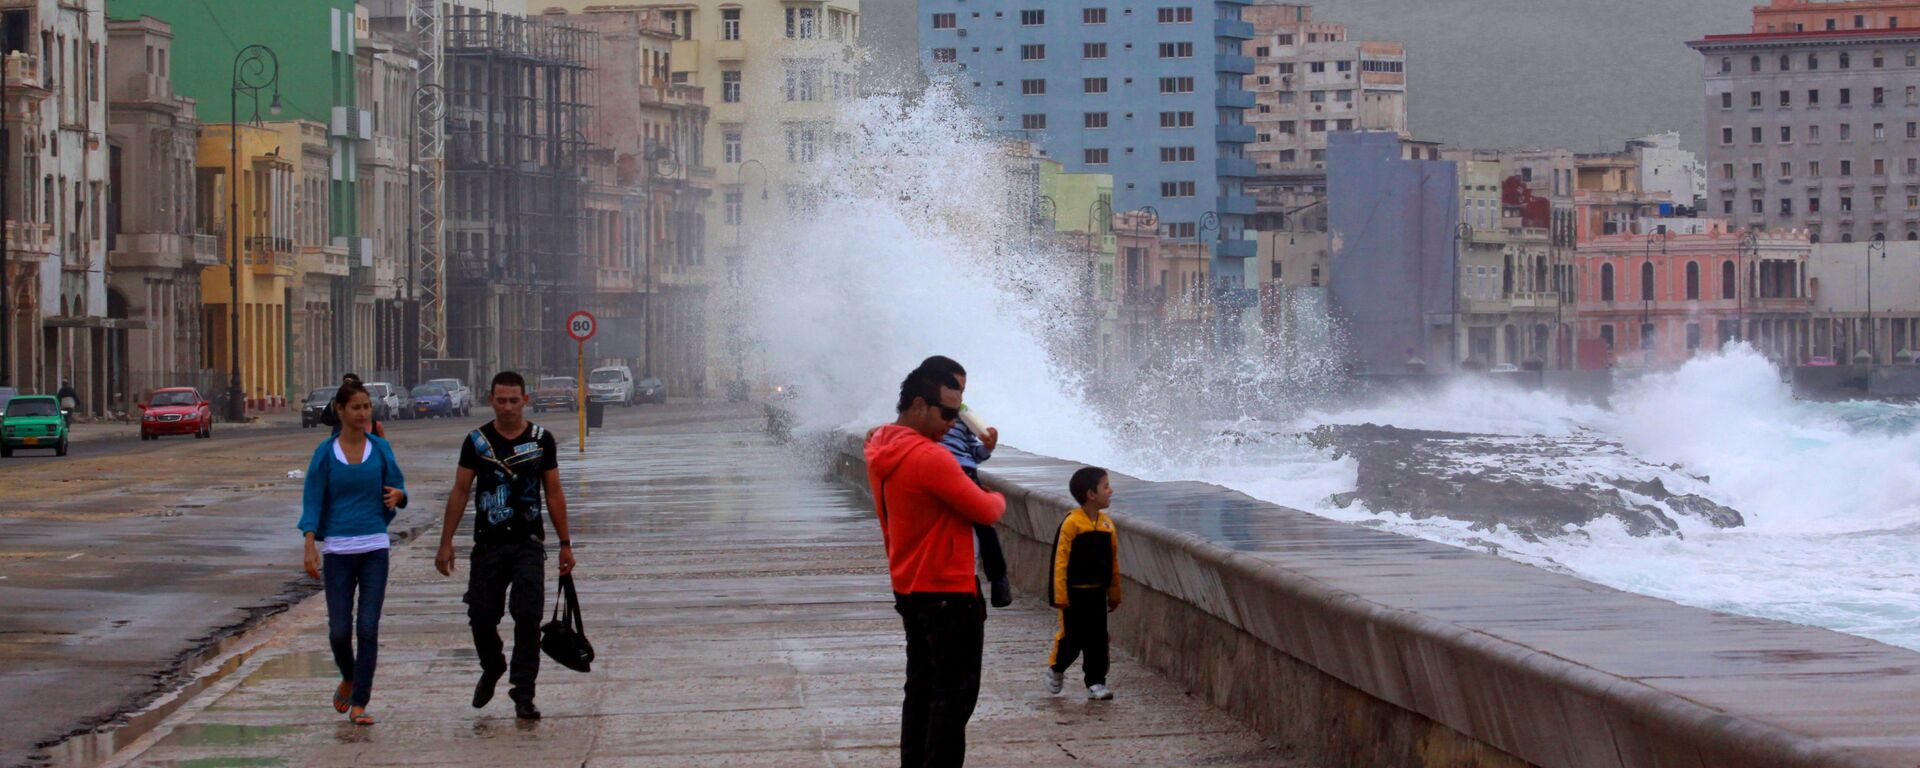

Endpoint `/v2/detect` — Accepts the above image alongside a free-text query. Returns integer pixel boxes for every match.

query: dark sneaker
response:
[514,698,542,720]
[990,576,1013,608]
[473,669,504,709]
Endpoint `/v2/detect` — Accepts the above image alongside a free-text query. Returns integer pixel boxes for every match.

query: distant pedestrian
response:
[865,366,1007,768]
[297,380,408,726]
[323,373,385,439]
[1045,466,1121,701]
[57,379,77,423]
[434,370,575,721]
[915,355,1012,609]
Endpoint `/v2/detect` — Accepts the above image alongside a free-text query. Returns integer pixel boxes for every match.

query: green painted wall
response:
[109,0,359,241]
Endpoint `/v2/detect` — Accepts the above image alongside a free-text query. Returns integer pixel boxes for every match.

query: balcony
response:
[1217,158,1257,178]
[1216,124,1256,144]
[1216,238,1258,259]
[1216,54,1255,74]
[4,52,41,89]
[7,220,54,257]
[191,234,218,266]
[714,39,746,62]
[1215,89,1256,109]
[1215,19,1255,39]
[298,245,349,278]
[671,40,701,73]
[1217,195,1257,216]
[113,71,173,104]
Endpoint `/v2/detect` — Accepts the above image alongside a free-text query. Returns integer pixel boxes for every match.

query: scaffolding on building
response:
[441,6,595,376]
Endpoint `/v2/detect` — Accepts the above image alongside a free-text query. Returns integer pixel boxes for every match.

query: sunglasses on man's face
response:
[936,404,961,422]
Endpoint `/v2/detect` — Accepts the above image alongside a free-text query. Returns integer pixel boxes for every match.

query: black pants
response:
[464,540,545,702]
[895,591,985,768]
[961,467,1006,583]
[1050,588,1109,686]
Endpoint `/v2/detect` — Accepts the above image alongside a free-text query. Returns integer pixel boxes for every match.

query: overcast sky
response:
[863,0,1758,154]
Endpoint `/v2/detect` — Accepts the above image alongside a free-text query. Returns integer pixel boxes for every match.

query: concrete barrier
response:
[831,434,1920,768]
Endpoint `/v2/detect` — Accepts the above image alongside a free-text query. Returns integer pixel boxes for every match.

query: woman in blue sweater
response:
[298,381,407,726]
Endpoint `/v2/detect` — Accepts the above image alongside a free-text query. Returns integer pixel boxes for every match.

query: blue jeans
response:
[323,548,390,707]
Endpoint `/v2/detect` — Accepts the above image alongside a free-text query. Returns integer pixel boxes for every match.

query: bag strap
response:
[550,573,584,633]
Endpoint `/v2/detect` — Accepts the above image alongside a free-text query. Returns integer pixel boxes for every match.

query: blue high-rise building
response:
[919,1,1259,289]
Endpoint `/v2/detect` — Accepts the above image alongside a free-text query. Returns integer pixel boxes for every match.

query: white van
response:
[587,365,635,407]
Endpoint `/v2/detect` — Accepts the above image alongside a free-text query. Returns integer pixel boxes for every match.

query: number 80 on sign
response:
[566,311,597,342]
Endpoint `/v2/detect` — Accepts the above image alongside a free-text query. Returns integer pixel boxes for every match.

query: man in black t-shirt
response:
[435,370,575,720]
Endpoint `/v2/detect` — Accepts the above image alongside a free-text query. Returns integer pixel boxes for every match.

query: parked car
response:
[392,386,416,420]
[533,376,579,413]
[140,388,213,440]
[1488,363,1521,374]
[1805,355,1837,367]
[411,384,454,419]
[364,382,397,421]
[636,377,666,404]
[427,378,473,416]
[588,365,635,407]
[301,386,338,428]
[2,395,69,457]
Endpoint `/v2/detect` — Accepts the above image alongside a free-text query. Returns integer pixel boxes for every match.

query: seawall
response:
[831,434,1920,768]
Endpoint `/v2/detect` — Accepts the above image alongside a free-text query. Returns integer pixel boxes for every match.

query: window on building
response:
[1084,77,1108,94]
[1601,324,1616,349]
[1159,42,1194,59]
[1021,113,1046,130]
[1157,7,1194,23]
[1083,42,1108,59]
[1721,127,1733,144]
[1876,158,1887,174]
[1781,161,1792,177]
[1021,78,1046,95]
[722,8,742,40]
[1685,261,1701,299]
[1159,146,1196,162]
[1084,8,1107,24]
[1311,119,1328,132]
[1336,89,1354,101]
[1842,87,1854,105]
[1720,57,1731,73]
[1910,85,1919,104]
[1687,323,1702,350]
[1780,89,1792,107]
[1876,50,1887,67]
[785,125,817,163]
[1159,111,1195,128]
[932,12,956,29]
[1021,9,1045,25]
[723,131,742,163]
[1021,44,1045,60]
[1337,60,1353,72]
[1601,264,1615,301]
[1752,198,1765,214]
[1084,112,1109,128]
[1159,76,1194,93]
[1780,198,1794,216]
[1752,162,1763,179]
[1780,54,1791,71]
[1810,196,1822,212]
[1875,86,1887,105]
[1875,122,1887,139]
[1721,92,1733,109]
[1310,90,1327,103]
[1909,121,1918,138]
[1168,222,1196,238]
[725,191,742,225]
[784,60,820,101]
[1750,55,1761,72]
[1160,181,1196,197]
[1720,162,1734,179]
[722,70,741,103]
[1809,88,1821,106]
[1751,126,1763,143]
[786,6,817,38]
[1841,195,1854,211]
[1310,61,1326,73]
[1781,125,1792,142]
[932,48,957,63]
[1256,46,1270,57]
[1277,62,1295,74]
[1084,147,1109,165]
[1840,51,1852,69]
[1722,261,1737,299]
[1337,119,1354,130]
[1810,125,1822,142]
[1277,120,1296,134]
[1751,90,1763,108]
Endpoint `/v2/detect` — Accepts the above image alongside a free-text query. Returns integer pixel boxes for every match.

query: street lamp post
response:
[226,44,282,423]
[1,56,9,388]
[405,82,444,390]
[1867,232,1887,364]
[1738,227,1757,344]
[728,159,768,391]
[1642,226,1667,368]
[1453,222,1471,368]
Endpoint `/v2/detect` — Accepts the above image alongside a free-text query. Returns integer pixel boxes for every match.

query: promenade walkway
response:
[98,403,1288,767]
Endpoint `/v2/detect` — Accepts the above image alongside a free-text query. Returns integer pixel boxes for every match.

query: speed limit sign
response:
[566,311,597,342]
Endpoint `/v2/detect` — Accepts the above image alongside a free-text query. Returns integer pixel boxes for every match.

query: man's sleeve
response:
[917,446,1004,526]
[457,432,481,471]
[540,432,560,472]
[1108,521,1122,604]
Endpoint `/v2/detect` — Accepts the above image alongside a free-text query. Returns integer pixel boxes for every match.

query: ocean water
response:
[743,88,1920,652]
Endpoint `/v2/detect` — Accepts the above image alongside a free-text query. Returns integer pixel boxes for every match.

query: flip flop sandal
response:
[349,707,375,726]
[333,681,352,714]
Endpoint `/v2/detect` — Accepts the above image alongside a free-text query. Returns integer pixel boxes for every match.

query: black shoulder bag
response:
[541,573,595,672]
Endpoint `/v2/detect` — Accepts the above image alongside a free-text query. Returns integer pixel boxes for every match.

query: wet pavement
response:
[56,403,1285,767]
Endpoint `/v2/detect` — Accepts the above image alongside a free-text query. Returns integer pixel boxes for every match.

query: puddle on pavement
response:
[154,723,304,749]
[244,650,336,682]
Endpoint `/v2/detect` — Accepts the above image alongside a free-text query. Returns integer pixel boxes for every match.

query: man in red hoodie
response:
[865,366,1007,768]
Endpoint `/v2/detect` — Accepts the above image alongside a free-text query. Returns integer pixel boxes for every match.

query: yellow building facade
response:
[197,124,298,411]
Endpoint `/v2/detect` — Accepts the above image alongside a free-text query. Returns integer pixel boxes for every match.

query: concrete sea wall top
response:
[854,435,1920,767]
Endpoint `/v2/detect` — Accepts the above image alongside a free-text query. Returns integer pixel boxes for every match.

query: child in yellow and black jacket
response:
[1046,467,1121,700]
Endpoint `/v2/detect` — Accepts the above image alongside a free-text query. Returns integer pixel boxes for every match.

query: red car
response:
[141,387,213,440]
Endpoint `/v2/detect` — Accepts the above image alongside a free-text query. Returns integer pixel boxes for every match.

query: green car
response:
[2,395,69,457]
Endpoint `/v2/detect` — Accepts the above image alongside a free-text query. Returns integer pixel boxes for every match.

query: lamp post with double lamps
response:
[639,142,677,379]
[226,44,282,422]
[1737,227,1758,344]
[1453,222,1472,368]
[727,159,768,395]
[1642,225,1668,368]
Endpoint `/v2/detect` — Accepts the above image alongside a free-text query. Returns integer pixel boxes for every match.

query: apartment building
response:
[1242,3,1406,179]
[1689,5,1920,244]
[919,0,1260,292]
